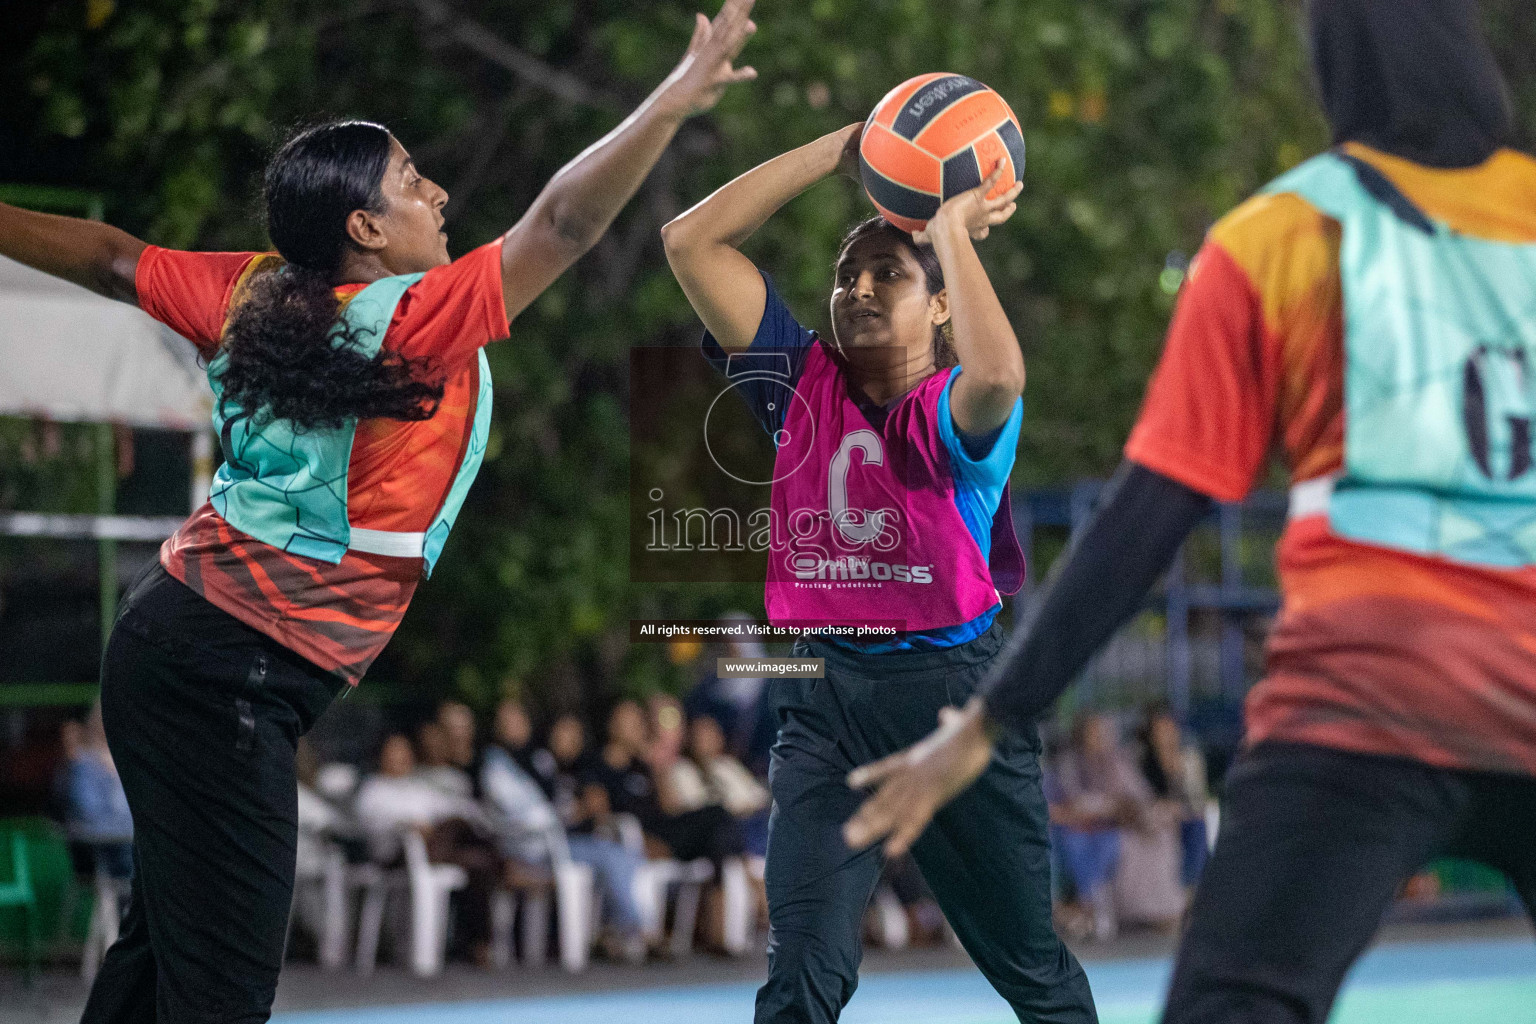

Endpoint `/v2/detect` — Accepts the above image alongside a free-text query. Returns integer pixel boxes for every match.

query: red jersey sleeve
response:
[383,238,510,367]
[134,247,263,356]
[1123,240,1279,503]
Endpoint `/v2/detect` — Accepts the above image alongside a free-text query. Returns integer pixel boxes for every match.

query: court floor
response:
[275,936,1536,1024]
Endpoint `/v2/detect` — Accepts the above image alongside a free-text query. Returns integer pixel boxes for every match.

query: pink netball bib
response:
[766,340,1023,632]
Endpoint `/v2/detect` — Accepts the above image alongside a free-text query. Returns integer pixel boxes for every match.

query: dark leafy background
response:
[2,0,1533,715]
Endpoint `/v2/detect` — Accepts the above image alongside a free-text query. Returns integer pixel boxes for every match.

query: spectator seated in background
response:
[354,733,520,967]
[1047,713,1185,941]
[543,713,598,829]
[295,737,347,869]
[682,613,770,760]
[435,700,485,793]
[56,704,134,881]
[1135,704,1211,889]
[589,700,746,868]
[684,713,770,858]
[481,704,648,963]
[413,719,472,799]
[491,698,560,795]
[590,699,748,952]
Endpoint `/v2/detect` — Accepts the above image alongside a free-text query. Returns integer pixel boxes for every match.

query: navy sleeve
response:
[980,462,1213,734]
[701,271,817,436]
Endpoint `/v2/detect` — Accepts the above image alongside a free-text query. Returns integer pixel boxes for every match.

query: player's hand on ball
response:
[835,122,865,181]
[914,160,1022,244]
[659,0,758,119]
[843,697,996,857]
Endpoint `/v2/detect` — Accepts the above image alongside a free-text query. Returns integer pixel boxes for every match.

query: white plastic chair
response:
[307,844,355,971]
[353,830,468,976]
[488,826,595,972]
[718,856,755,956]
[81,867,131,982]
[869,883,910,950]
[286,827,358,972]
[633,856,714,957]
[611,815,715,957]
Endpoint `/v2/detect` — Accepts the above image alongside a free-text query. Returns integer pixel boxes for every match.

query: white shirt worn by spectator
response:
[667,759,714,813]
[479,747,561,863]
[668,755,769,817]
[412,764,473,799]
[353,773,487,862]
[700,756,768,817]
[295,782,348,879]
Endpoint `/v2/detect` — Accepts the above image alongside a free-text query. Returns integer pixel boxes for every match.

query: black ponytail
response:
[835,217,957,370]
[219,120,444,430]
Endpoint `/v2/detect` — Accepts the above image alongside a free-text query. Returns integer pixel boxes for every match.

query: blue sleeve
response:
[701,271,817,436]
[937,367,1023,559]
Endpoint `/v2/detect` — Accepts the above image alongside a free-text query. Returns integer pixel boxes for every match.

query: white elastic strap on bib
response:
[347,527,426,559]
[1288,472,1339,520]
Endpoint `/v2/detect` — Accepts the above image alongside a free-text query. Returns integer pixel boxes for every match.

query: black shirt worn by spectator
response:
[584,757,664,829]
[585,755,746,866]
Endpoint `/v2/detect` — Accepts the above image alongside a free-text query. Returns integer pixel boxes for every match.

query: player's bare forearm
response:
[498,92,693,320]
[926,214,1024,434]
[662,123,860,351]
[918,164,1024,435]
[666,125,854,254]
[0,202,145,304]
[520,97,688,260]
[500,0,758,321]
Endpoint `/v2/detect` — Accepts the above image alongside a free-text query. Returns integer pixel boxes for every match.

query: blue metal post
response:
[1165,543,1191,723]
[1218,502,1247,707]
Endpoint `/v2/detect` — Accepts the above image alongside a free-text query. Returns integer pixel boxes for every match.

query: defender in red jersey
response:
[0,3,758,1020]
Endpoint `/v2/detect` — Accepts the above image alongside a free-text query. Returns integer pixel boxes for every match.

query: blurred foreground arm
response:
[843,461,1212,857]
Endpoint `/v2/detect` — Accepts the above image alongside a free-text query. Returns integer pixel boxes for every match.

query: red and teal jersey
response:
[1126,142,1536,776]
[136,241,509,683]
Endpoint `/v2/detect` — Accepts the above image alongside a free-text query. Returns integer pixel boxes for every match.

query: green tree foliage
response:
[7,0,1534,710]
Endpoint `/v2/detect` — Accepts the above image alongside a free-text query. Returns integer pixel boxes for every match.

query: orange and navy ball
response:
[859,73,1026,233]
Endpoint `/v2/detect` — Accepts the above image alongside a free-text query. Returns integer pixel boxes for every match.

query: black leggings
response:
[755,621,1096,1024]
[1164,741,1536,1024]
[82,565,340,1024]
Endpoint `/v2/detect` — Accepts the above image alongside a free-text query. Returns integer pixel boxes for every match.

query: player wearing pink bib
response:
[763,337,1025,638]
[664,125,1095,1024]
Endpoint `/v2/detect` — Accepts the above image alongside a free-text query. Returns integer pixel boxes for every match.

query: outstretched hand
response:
[842,697,997,858]
[658,0,759,119]
[914,160,1022,245]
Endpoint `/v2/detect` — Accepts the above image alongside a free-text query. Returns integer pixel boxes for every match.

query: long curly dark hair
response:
[218,120,444,430]
[834,217,957,370]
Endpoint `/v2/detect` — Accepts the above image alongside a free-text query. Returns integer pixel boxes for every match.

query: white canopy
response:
[0,255,211,429]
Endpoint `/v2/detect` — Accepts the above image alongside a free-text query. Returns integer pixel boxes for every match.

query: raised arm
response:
[915,163,1025,436]
[0,202,146,304]
[661,122,861,352]
[498,0,757,321]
